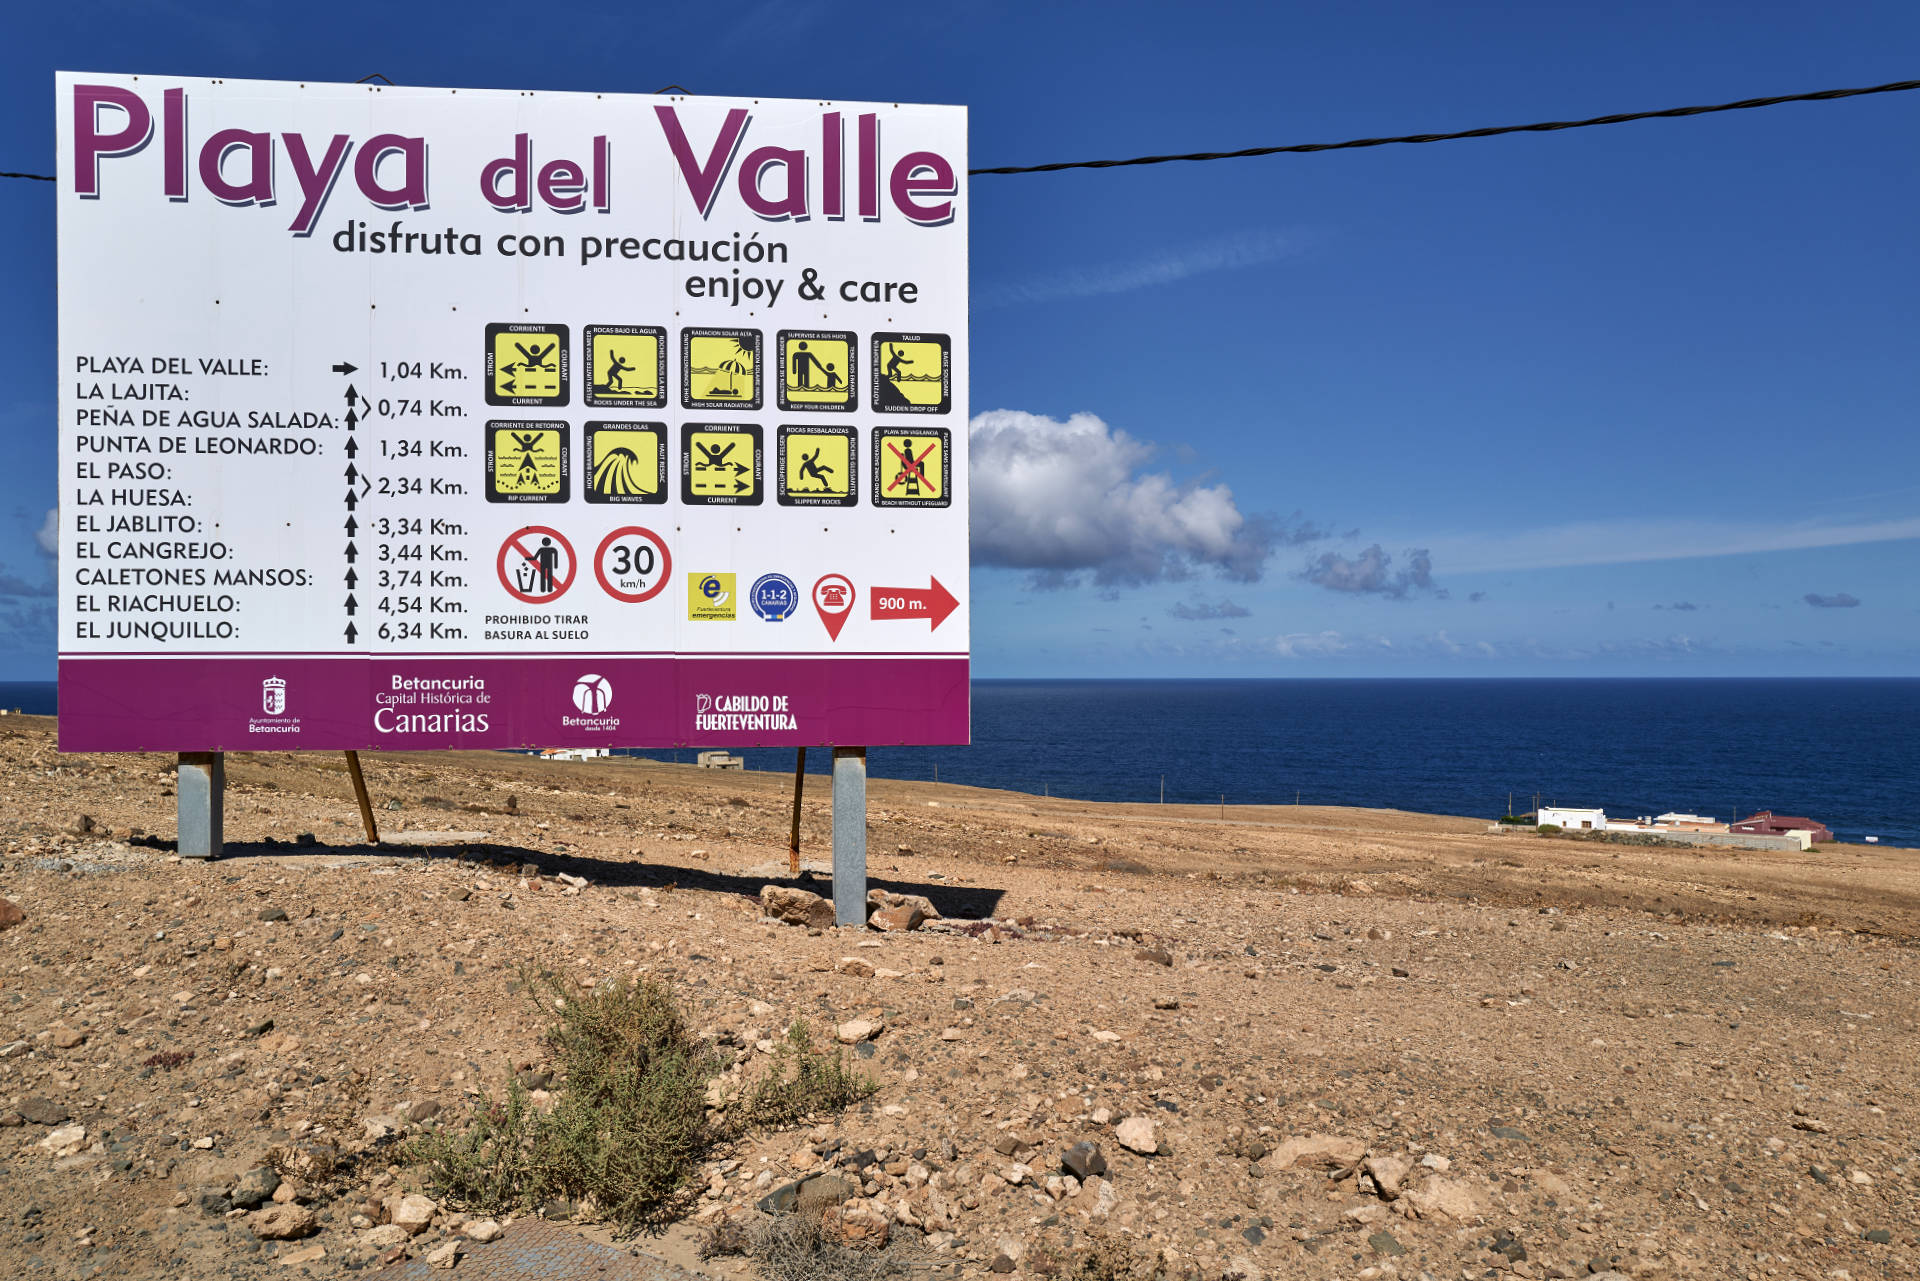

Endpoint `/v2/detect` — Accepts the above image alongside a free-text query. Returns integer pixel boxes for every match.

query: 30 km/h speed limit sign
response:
[594,527,672,603]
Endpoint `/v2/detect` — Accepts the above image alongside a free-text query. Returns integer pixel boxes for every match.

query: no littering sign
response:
[497,526,576,604]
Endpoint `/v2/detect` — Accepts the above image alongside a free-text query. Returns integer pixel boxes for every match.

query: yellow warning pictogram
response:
[485,323,569,406]
[584,326,666,408]
[584,423,666,504]
[871,332,950,413]
[682,425,763,505]
[777,330,856,411]
[872,427,950,508]
[777,426,856,507]
[486,422,570,503]
[682,328,761,410]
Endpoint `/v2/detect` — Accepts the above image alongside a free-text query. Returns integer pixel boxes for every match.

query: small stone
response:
[230,1167,282,1209]
[989,1255,1016,1274]
[1115,1115,1157,1155]
[194,1185,232,1214]
[278,1243,326,1269]
[406,1099,443,1123]
[1061,1141,1108,1180]
[257,907,289,922]
[385,1192,438,1235]
[829,1200,890,1249]
[0,898,25,931]
[836,1019,880,1044]
[1134,947,1173,966]
[464,1219,503,1242]
[18,1098,70,1126]
[761,885,837,929]
[243,1018,275,1038]
[425,1240,461,1270]
[249,1203,317,1240]
[836,957,876,978]
[1368,1230,1406,1257]
[1865,1229,1892,1245]
[869,905,925,932]
[1365,1154,1412,1199]
[50,1027,86,1050]
[362,1223,411,1249]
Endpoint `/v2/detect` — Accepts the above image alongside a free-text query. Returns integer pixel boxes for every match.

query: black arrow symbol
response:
[344,437,358,458]
[732,463,749,475]
[344,515,357,536]
[344,489,358,511]
[345,463,358,484]
[345,567,358,589]
[344,386,359,407]
[502,378,516,394]
[331,362,357,375]
[345,594,358,616]
[345,622,358,643]
[735,478,750,492]
[345,542,358,563]
[345,408,358,430]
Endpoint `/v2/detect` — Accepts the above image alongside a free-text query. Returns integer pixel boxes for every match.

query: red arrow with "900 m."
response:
[868,577,959,630]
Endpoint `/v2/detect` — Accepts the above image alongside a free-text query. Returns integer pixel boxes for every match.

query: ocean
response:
[10,678,1916,846]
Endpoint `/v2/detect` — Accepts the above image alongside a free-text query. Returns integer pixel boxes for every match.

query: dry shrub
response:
[412,972,723,1230]
[738,1020,876,1129]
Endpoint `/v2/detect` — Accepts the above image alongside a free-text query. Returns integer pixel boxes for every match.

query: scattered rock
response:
[1365,1153,1412,1199]
[829,1200,890,1249]
[1061,1141,1108,1180]
[18,1097,70,1126]
[406,1099,443,1123]
[1115,1115,1158,1155]
[230,1166,281,1209]
[836,956,876,978]
[425,1240,462,1270]
[835,1018,881,1044]
[1134,947,1173,966]
[49,1026,86,1050]
[278,1243,326,1269]
[1400,1174,1487,1222]
[1368,1230,1407,1257]
[464,1219,503,1242]
[384,1193,438,1235]
[1268,1133,1366,1171]
[257,907,289,922]
[248,1203,316,1240]
[0,898,24,931]
[761,885,837,929]
[870,904,926,932]
[361,1223,411,1249]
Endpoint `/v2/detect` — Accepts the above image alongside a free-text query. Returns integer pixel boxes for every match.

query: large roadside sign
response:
[54,73,969,750]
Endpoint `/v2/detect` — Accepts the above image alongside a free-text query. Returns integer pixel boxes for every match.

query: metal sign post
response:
[176,752,224,859]
[832,746,868,926]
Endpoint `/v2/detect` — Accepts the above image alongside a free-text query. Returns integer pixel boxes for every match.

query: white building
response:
[1537,806,1605,830]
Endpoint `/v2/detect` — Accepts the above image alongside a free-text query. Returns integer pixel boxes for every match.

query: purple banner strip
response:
[57,656,970,751]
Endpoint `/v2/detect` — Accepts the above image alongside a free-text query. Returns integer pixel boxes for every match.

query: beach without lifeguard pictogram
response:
[497,526,576,604]
[873,427,950,508]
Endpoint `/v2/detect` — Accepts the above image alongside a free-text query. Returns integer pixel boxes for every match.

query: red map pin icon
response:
[812,573,855,641]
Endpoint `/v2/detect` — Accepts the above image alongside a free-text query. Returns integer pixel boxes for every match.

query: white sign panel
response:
[55,72,968,750]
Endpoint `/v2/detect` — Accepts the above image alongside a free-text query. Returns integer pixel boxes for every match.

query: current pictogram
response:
[584,423,667,504]
[682,328,761,410]
[485,322,570,406]
[776,330,857,412]
[871,332,950,413]
[682,425,763,505]
[584,326,666,408]
[777,425,857,507]
[872,427,951,508]
[593,526,671,603]
[486,422,570,503]
[497,525,577,605]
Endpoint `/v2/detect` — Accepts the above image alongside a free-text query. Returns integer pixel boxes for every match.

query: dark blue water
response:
[16,678,1917,845]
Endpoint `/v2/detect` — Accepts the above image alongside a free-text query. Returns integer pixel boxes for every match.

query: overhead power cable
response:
[2,76,1915,185]
[965,77,1920,176]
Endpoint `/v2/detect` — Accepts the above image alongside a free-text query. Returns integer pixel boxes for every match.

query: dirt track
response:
[2,716,1917,1280]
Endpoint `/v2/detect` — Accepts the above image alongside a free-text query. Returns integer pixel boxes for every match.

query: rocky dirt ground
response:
[2,713,1919,1281]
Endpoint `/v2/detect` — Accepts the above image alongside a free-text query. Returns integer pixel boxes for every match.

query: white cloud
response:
[1432,514,1920,573]
[35,508,56,560]
[971,410,1302,586]
[1270,630,1352,658]
[979,229,1304,308]
[1300,544,1440,599]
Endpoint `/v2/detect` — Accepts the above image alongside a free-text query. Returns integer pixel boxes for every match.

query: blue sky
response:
[6,1,1917,677]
